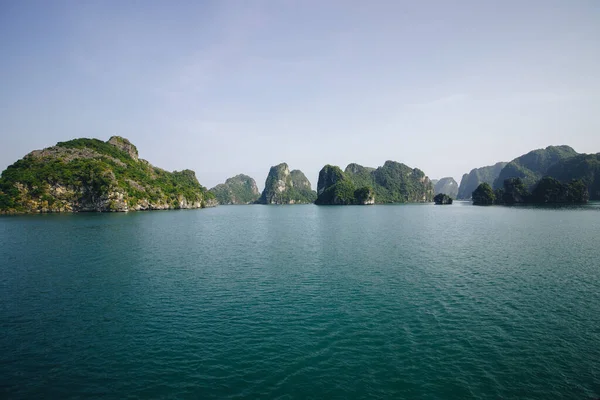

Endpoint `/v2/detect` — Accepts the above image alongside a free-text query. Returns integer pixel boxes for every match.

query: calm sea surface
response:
[1,202,600,399]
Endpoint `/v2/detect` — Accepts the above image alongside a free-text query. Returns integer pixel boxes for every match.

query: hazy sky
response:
[1,1,599,189]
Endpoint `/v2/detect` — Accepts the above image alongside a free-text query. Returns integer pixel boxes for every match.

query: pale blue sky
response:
[1,0,599,189]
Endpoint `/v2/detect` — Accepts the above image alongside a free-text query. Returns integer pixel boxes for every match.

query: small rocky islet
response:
[434,193,453,205]
[433,177,458,200]
[1,138,599,214]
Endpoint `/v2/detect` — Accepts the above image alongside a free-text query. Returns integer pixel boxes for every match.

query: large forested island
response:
[493,145,579,189]
[315,161,434,205]
[0,137,215,213]
[473,178,589,205]
[470,145,599,205]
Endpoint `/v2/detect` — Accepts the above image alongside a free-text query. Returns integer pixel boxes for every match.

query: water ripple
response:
[1,205,600,399]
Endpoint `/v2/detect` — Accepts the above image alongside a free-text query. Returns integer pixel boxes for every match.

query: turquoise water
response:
[1,203,600,399]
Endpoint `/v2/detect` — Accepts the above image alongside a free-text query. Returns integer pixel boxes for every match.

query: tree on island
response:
[501,177,530,204]
[529,177,589,204]
[472,183,495,205]
[433,193,453,205]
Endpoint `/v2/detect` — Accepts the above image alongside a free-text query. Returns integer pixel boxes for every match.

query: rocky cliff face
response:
[457,162,507,199]
[0,136,215,213]
[317,165,345,195]
[257,163,317,204]
[434,177,458,199]
[107,136,139,161]
[210,174,260,205]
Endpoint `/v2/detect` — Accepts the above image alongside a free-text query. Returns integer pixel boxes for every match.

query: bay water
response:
[1,203,599,399]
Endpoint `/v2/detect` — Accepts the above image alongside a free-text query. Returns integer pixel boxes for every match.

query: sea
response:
[1,202,599,399]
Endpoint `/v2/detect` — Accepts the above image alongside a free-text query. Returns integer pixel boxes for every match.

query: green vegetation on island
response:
[210,174,260,205]
[344,163,376,189]
[494,177,530,205]
[315,165,375,205]
[434,193,453,205]
[0,137,215,213]
[493,145,578,190]
[529,177,589,204]
[257,163,317,204]
[457,162,507,200]
[346,161,434,204]
[3,138,597,213]
[473,176,589,206]
[434,177,458,199]
[317,161,433,205]
[545,153,600,200]
[472,182,496,205]
[484,145,598,202]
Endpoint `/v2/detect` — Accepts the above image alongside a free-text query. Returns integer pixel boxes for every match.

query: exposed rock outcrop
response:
[434,177,458,199]
[457,162,507,200]
[317,165,346,195]
[108,136,139,161]
[257,163,317,204]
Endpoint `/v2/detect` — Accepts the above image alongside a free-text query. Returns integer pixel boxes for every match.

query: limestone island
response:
[256,163,317,204]
[0,136,216,213]
[315,161,433,205]
[433,177,458,199]
[434,193,453,205]
[470,144,599,205]
[473,177,589,206]
[210,174,260,205]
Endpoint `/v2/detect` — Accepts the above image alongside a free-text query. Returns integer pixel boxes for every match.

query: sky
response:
[1,0,599,190]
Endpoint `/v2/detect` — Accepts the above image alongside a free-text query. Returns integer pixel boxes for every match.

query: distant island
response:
[0,137,215,213]
[256,163,317,205]
[315,161,433,205]
[471,145,599,205]
[315,165,375,205]
[1,138,598,213]
[457,162,507,200]
[210,174,260,205]
[473,178,589,205]
[493,145,579,189]
[433,177,458,199]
